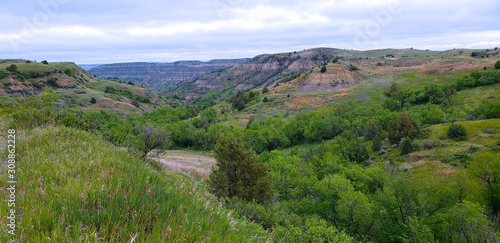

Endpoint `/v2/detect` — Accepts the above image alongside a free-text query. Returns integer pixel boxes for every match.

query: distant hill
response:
[166,47,499,103]
[0,60,168,116]
[88,59,248,92]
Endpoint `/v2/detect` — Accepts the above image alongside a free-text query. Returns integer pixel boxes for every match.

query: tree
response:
[320,65,327,73]
[263,97,269,103]
[248,90,255,99]
[387,112,420,144]
[262,86,269,94]
[400,137,413,155]
[41,60,49,64]
[132,123,170,160]
[494,60,500,70]
[372,134,381,152]
[364,118,380,141]
[6,64,18,73]
[127,81,134,85]
[90,97,97,104]
[208,136,272,203]
[468,152,500,213]
[335,190,374,237]
[232,90,247,111]
[447,123,467,141]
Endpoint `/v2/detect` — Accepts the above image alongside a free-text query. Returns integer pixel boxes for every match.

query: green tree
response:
[364,118,380,141]
[320,65,327,73]
[232,90,247,111]
[132,123,170,160]
[41,60,49,64]
[262,86,269,94]
[447,123,467,141]
[90,97,97,104]
[336,190,374,238]
[495,60,500,70]
[248,90,255,99]
[468,152,500,213]
[438,201,496,243]
[6,64,18,73]
[208,136,272,203]
[263,97,269,103]
[401,137,413,155]
[372,134,381,152]
[387,112,420,144]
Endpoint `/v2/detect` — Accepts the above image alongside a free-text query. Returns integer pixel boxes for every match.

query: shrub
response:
[208,136,272,203]
[447,123,467,141]
[6,64,18,73]
[320,65,327,73]
[41,60,49,64]
[372,134,382,152]
[47,78,59,87]
[127,81,134,85]
[423,138,440,149]
[349,64,359,71]
[104,86,116,94]
[131,100,140,108]
[263,97,269,103]
[495,60,500,70]
[262,86,269,94]
[387,112,421,144]
[364,118,380,141]
[401,138,413,155]
[90,97,97,104]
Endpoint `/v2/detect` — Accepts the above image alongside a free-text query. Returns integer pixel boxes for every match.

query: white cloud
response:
[0,0,499,63]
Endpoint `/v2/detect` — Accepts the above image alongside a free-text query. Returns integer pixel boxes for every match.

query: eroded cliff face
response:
[170,48,350,100]
[88,59,248,92]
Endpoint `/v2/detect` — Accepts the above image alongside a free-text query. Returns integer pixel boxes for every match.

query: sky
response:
[1,0,500,64]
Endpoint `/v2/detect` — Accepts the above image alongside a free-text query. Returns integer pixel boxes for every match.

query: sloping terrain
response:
[167,48,498,103]
[0,60,166,116]
[0,126,269,242]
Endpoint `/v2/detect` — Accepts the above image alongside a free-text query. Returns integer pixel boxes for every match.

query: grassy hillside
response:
[0,60,183,116]
[0,125,269,242]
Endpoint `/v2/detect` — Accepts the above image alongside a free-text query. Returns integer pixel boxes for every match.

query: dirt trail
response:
[152,150,216,181]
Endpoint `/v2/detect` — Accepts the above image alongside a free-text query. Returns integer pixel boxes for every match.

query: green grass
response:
[0,126,269,242]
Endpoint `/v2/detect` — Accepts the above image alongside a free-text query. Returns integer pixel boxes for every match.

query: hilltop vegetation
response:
[0,60,184,116]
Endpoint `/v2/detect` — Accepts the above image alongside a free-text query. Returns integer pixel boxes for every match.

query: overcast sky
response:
[1,0,499,64]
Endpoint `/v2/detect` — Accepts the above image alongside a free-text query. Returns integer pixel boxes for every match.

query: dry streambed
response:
[152,150,216,181]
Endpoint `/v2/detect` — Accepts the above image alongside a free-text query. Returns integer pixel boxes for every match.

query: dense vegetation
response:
[2,60,500,241]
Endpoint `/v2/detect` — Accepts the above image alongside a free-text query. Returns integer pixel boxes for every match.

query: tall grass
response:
[1,126,269,242]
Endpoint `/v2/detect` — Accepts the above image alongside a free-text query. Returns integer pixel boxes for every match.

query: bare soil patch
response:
[152,150,216,181]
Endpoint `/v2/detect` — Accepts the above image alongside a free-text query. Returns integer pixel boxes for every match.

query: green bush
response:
[494,60,500,70]
[387,112,421,144]
[364,118,380,141]
[9,88,59,129]
[6,64,18,73]
[90,97,97,104]
[320,65,327,73]
[372,134,382,152]
[208,136,272,203]
[401,138,413,155]
[447,123,467,141]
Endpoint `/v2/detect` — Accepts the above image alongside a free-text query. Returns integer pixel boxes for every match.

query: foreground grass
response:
[1,126,269,242]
